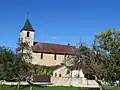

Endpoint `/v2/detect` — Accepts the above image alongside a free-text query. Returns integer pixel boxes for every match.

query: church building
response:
[20,19,74,66]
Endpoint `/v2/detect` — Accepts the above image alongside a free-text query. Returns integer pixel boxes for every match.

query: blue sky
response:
[0,0,120,48]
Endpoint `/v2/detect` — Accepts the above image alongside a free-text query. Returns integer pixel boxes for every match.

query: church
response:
[20,19,74,66]
[19,19,99,86]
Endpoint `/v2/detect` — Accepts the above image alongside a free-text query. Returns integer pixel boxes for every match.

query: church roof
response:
[20,19,35,32]
[33,42,74,54]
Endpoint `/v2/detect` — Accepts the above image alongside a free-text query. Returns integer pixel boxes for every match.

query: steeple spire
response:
[20,19,35,32]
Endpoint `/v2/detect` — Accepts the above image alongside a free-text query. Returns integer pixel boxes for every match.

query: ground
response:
[0,85,120,90]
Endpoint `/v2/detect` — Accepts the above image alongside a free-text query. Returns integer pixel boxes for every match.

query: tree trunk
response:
[30,85,33,90]
[17,81,20,90]
[95,76,102,90]
[100,86,102,90]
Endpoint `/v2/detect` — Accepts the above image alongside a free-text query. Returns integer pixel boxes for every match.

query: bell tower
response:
[20,19,35,46]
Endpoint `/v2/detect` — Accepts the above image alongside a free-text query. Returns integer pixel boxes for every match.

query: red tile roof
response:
[33,43,74,54]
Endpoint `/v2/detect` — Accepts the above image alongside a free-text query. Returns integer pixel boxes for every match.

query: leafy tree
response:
[94,29,120,85]
[65,42,97,79]
[0,38,33,90]
[17,38,32,63]
[64,40,119,85]
[16,38,33,90]
[0,46,16,80]
[94,29,120,53]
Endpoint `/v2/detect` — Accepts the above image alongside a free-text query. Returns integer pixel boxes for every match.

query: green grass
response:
[109,87,120,90]
[0,85,119,90]
[0,85,99,90]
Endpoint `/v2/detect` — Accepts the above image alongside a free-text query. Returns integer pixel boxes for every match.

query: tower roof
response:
[20,19,35,32]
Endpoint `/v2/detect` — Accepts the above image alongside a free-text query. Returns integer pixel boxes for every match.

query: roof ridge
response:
[38,42,73,47]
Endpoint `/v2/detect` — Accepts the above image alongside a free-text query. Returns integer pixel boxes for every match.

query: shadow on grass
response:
[77,87,100,90]
[17,84,50,89]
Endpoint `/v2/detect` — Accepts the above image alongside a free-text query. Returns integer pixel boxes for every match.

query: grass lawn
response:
[0,85,120,90]
[109,87,120,90]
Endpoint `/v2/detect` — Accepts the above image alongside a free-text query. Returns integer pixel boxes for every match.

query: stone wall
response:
[51,77,100,87]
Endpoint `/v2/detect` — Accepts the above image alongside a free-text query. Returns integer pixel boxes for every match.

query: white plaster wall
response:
[53,66,71,77]
[72,70,79,77]
[31,53,65,66]
[72,70,84,78]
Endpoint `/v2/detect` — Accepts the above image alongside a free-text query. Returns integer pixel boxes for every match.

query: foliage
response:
[32,65,61,76]
[65,42,97,79]
[94,29,120,53]
[0,46,16,80]
[0,45,31,81]
[65,29,120,83]
[94,29,120,85]
[0,38,33,82]
[17,38,32,63]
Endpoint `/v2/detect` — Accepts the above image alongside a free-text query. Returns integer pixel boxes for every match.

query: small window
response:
[27,32,30,37]
[59,74,62,77]
[41,53,43,59]
[68,55,69,58]
[55,73,57,77]
[54,54,57,60]
[66,70,70,74]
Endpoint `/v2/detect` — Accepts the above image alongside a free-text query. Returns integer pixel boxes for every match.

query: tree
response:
[16,38,33,90]
[94,29,120,53]
[94,29,120,85]
[0,46,16,80]
[65,40,116,85]
[0,46,29,85]
[0,41,33,90]
[17,38,32,63]
[65,42,97,79]
[0,38,33,89]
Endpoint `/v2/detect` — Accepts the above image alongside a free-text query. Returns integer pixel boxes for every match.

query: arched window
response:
[55,73,57,77]
[27,32,30,37]
[54,54,57,60]
[41,53,43,59]
[59,74,62,77]
[68,55,69,58]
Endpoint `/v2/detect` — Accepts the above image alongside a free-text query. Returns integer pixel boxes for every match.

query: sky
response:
[0,0,120,49]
